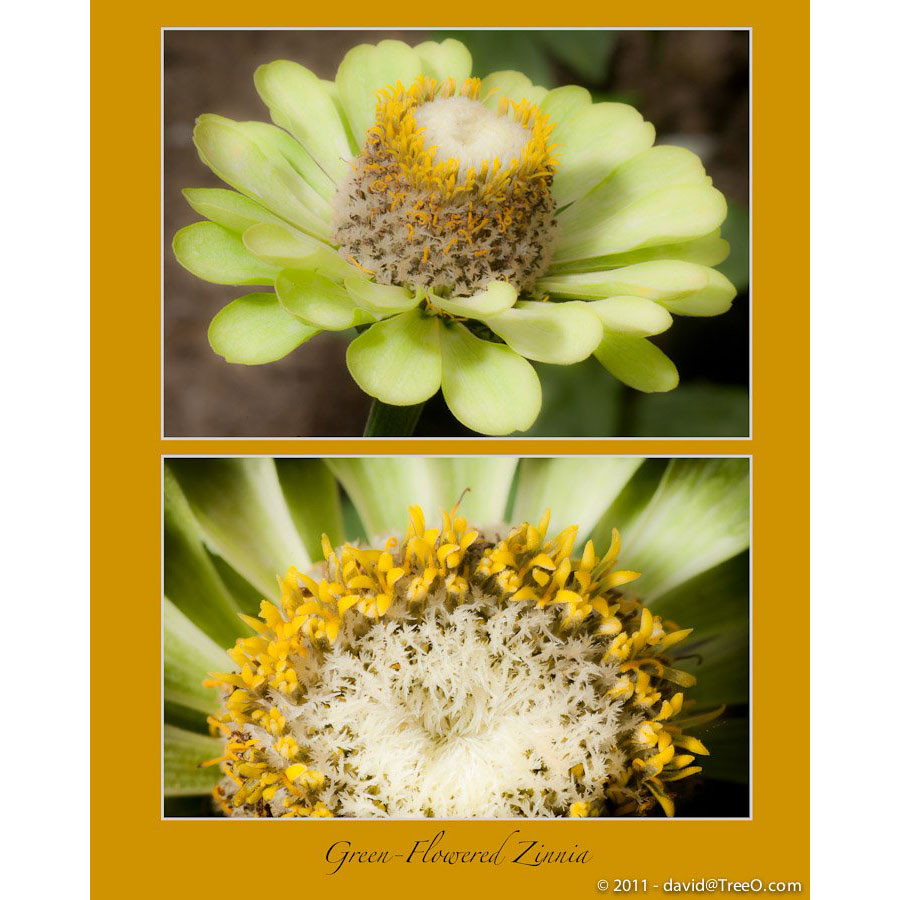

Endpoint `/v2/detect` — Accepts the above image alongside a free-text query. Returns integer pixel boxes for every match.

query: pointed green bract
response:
[485,300,604,364]
[163,466,248,648]
[275,459,346,560]
[612,459,750,599]
[551,103,655,208]
[173,222,279,286]
[276,269,374,331]
[164,598,233,714]
[167,458,311,599]
[512,458,645,541]
[588,296,673,337]
[439,321,541,435]
[164,725,224,797]
[254,60,352,184]
[336,40,424,148]
[182,188,286,233]
[413,38,473,83]
[208,293,318,365]
[595,333,679,393]
[346,310,442,406]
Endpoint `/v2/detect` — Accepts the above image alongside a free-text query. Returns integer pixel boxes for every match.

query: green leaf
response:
[594,332,679,392]
[443,31,554,87]
[606,458,750,599]
[275,459,345,560]
[167,458,311,599]
[346,310,442,406]
[208,293,319,365]
[164,725,223,797]
[485,300,604,363]
[276,269,374,331]
[694,717,749,784]
[522,359,623,437]
[511,458,644,542]
[716,202,750,293]
[163,465,247,648]
[164,598,233,714]
[173,222,279,286]
[631,384,749,437]
[537,31,617,83]
[438,321,541,435]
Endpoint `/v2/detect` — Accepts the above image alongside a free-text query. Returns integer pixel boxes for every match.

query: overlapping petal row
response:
[163,458,751,816]
[173,38,736,434]
[203,505,708,818]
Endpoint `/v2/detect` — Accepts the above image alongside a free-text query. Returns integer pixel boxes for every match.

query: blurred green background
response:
[165,30,749,437]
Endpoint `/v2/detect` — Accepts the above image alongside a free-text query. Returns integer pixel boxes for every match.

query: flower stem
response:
[363,399,424,437]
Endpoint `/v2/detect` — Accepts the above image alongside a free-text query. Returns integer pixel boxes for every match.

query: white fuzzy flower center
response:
[415,96,531,172]
[291,601,629,818]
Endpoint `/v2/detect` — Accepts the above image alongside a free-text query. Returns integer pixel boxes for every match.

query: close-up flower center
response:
[332,77,559,297]
[204,505,708,819]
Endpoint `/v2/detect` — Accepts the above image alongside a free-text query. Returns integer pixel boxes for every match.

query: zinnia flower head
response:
[163,458,750,817]
[173,39,737,435]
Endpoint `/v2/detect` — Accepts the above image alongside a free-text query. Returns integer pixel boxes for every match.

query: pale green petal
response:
[193,115,330,240]
[601,458,750,600]
[548,232,730,274]
[254,60,352,183]
[480,71,548,109]
[594,333,679,392]
[167,458,310,599]
[346,310,442,405]
[173,222,278,286]
[276,270,374,331]
[658,268,737,316]
[326,458,517,538]
[439,322,541,435]
[588,296,673,337]
[540,260,709,300]
[485,300,603,363]
[429,281,518,320]
[238,120,335,207]
[422,458,518,525]
[182,188,285,233]
[326,458,437,538]
[336,40,424,148]
[414,38,472,82]
[555,146,725,261]
[345,276,419,315]
[511,458,644,542]
[164,725,222,797]
[164,598,233,714]
[242,222,356,280]
[275,459,346,560]
[164,466,248,647]
[552,103,655,208]
[208,293,319,365]
[539,85,592,129]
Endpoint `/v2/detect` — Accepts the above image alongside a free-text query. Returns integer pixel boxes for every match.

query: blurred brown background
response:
[164,30,749,437]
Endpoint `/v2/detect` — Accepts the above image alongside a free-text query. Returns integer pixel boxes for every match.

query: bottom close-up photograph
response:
[163,455,750,820]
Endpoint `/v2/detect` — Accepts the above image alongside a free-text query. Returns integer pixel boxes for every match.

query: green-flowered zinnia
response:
[173,39,736,435]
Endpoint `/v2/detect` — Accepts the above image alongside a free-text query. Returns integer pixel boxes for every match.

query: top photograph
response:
[164,29,749,438]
